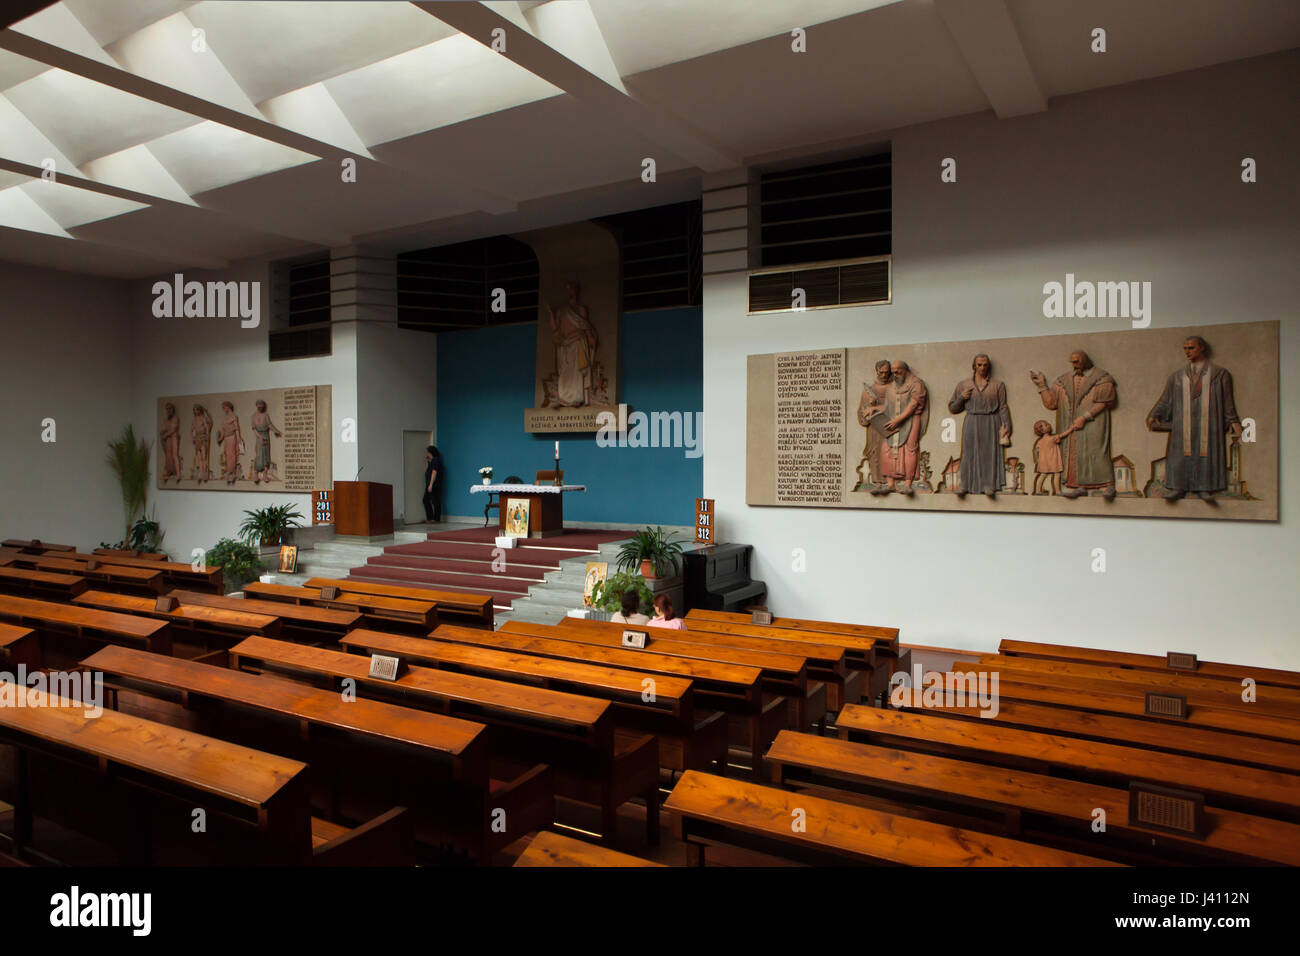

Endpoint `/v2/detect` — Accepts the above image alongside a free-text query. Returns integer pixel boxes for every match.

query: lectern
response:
[332,481,394,537]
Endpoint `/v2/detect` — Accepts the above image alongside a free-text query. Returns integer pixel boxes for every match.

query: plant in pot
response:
[478,466,494,485]
[590,570,653,616]
[615,526,684,581]
[238,503,304,548]
[205,537,263,591]
[105,425,152,545]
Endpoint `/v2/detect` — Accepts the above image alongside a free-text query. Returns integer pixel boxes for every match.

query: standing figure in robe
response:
[1145,336,1242,500]
[250,399,282,485]
[878,360,929,496]
[159,403,181,483]
[191,404,212,483]
[217,401,245,485]
[948,353,1011,496]
[855,360,893,491]
[1029,350,1117,499]
[548,281,598,407]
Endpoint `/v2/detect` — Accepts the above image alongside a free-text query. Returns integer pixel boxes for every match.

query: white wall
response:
[704,51,1300,668]
[0,262,135,548]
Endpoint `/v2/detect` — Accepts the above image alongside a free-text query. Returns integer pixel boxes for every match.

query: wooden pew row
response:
[168,589,362,642]
[228,635,659,847]
[837,704,1300,822]
[464,622,781,780]
[23,556,165,595]
[1000,639,1300,691]
[542,618,826,735]
[0,694,411,865]
[663,770,1118,866]
[0,593,173,664]
[899,696,1300,775]
[1,539,75,554]
[337,629,728,776]
[244,581,438,631]
[74,589,282,645]
[0,623,37,669]
[61,551,224,593]
[93,547,168,562]
[429,623,782,779]
[80,645,554,863]
[686,607,900,655]
[305,576,494,629]
[513,830,664,867]
[0,565,89,600]
[766,730,1300,866]
[965,653,1300,721]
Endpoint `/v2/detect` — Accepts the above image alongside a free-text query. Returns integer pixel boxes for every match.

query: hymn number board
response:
[313,489,333,525]
[695,498,714,544]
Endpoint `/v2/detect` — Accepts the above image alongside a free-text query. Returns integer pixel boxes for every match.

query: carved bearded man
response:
[1029,350,1117,499]
[856,360,892,490]
[878,360,928,495]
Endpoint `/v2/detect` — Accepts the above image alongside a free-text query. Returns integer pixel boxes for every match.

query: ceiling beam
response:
[414,0,740,172]
[934,0,1046,118]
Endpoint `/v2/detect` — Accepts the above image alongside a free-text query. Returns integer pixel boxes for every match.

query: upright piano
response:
[682,544,766,613]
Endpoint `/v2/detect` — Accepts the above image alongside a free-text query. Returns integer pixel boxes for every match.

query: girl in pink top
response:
[647,595,687,630]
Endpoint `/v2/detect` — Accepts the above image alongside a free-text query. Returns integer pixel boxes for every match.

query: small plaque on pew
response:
[154,595,178,612]
[1144,691,1188,719]
[368,654,405,681]
[621,630,649,649]
[319,586,340,600]
[751,607,773,626]
[1166,652,1198,671]
[85,560,99,571]
[1128,782,1205,838]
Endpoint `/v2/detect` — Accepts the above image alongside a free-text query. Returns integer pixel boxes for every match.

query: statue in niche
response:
[1145,335,1243,500]
[1029,350,1117,499]
[854,360,893,491]
[947,353,1011,497]
[876,360,929,496]
[190,404,213,483]
[1031,420,1063,495]
[159,403,182,484]
[545,280,599,408]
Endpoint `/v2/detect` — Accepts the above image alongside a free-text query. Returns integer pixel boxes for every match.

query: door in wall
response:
[402,429,433,525]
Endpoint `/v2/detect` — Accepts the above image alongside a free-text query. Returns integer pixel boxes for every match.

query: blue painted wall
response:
[436,307,703,526]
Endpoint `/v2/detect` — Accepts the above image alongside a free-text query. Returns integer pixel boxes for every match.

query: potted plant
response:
[238,503,303,548]
[105,425,152,545]
[590,570,654,615]
[205,537,264,591]
[478,466,494,485]
[615,526,684,580]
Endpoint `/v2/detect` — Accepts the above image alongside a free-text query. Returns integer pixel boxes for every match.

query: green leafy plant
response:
[205,537,263,590]
[105,425,152,543]
[614,526,684,579]
[238,503,303,547]
[128,513,165,554]
[590,570,653,615]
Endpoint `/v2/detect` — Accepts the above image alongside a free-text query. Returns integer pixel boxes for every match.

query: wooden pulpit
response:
[332,481,394,537]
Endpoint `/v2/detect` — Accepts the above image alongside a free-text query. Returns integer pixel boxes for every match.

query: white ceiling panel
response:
[60,0,197,47]
[0,49,46,93]
[0,185,71,237]
[144,120,316,195]
[11,2,119,66]
[19,177,146,227]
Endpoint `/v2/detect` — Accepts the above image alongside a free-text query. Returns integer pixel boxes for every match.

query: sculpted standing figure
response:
[217,401,245,485]
[547,281,598,407]
[1029,351,1117,499]
[159,403,181,483]
[948,353,1011,496]
[191,404,212,483]
[250,399,282,485]
[878,360,928,496]
[855,360,892,490]
[1145,336,1242,500]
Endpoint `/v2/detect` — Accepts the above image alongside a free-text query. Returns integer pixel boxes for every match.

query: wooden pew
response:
[663,770,1118,866]
[0,565,89,600]
[964,653,1300,721]
[1000,639,1300,691]
[467,622,779,779]
[545,618,824,734]
[228,635,660,847]
[93,547,168,562]
[310,807,414,866]
[513,830,664,867]
[167,588,362,641]
[63,551,224,593]
[79,645,553,863]
[837,704,1300,821]
[0,623,37,669]
[243,581,437,631]
[686,607,900,654]
[73,590,283,642]
[0,593,172,663]
[22,556,166,595]
[337,628,728,775]
[305,576,494,629]
[765,730,1300,866]
[1,539,75,554]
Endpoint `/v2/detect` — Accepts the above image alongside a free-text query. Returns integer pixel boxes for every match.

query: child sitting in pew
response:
[647,595,687,630]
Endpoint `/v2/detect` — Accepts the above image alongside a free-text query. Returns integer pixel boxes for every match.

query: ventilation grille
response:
[748,255,890,313]
[269,324,331,361]
[598,200,702,312]
[396,236,538,332]
[1129,783,1204,837]
[1144,691,1188,719]
[285,255,330,327]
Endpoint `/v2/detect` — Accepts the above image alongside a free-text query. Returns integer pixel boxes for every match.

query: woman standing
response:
[217,401,245,484]
[250,399,282,484]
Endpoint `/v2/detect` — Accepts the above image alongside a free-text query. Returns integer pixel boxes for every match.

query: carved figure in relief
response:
[947,353,1011,496]
[854,360,892,490]
[1029,351,1117,499]
[877,360,928,496]
[159,403,181,483]
[1031,420,1063,496]
[190,404,212,483]
[250,399,282,485]
[217,401,245,485]
[547,281,598,407]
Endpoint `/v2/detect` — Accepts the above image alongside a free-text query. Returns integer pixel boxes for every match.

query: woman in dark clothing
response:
[423,445,444,522]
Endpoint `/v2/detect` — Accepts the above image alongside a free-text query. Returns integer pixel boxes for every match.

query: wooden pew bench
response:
[243,581,438,631]
[92,548,168,562]
[338,628,728,776]
[837,704,1300,822]
[513,829,664,867]
[73,589,282,643]
[168,588,362,641]
[0,623,37,669]
[80,644,553,863]
[305,576,494,629]
[663,770,1118,866]
[1,539,75,554]
[766,730,1300,866]
[228,635,660,847]
[0,565,89,600]
[0,593,172,665]
[64,552,224,593]
[686,608,900,655]
[24,556,166,595]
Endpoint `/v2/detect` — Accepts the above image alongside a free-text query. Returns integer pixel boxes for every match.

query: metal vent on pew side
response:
[1129,782,1205,838]
[747,255,891,314]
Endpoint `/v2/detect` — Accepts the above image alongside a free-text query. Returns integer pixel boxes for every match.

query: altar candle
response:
[554,441,559,460]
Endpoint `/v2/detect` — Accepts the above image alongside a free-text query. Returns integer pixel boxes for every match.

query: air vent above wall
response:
[269,324,331,361]
[747,255,891,314]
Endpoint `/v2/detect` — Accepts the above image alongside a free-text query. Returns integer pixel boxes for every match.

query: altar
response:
[470,483,587,538]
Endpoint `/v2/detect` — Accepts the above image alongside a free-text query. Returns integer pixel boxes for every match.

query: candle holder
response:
[553,458,562,486]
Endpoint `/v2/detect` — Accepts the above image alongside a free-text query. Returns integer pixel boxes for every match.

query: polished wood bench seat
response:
[513,830,664,867]
[0,593,172,661]
[64,552,224,592]
[243,581,437,630]
[73,589,282,640]
[0,565,89,600]
[168,589,362,639]
[25,556,165,594]
[305,577,493,628]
